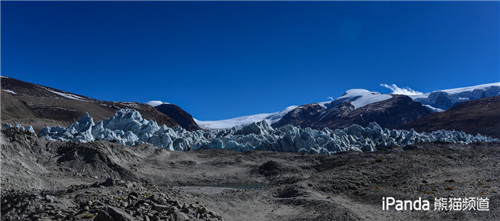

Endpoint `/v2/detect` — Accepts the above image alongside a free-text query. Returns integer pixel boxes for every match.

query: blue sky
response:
[2,1,499,120]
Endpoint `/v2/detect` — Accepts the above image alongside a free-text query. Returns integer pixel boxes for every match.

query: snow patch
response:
[2,89,17,95]
[423,105,444,112]
[146,100,169,107]
[45,88,86,101]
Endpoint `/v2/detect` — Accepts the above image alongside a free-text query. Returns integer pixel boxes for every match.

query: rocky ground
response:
[1,128,500,220]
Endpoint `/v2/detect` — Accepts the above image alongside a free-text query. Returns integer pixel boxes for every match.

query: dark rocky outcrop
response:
[155,104,201,131]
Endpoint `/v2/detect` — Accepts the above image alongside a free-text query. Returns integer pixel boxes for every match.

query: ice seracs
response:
[2,123,35,133]
[35,109,498,155]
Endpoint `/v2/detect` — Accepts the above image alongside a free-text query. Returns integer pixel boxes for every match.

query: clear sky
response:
[2,1,499,120]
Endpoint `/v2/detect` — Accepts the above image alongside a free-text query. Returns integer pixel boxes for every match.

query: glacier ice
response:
[31,109,499,154]
[195,105,298,130]
[2,123,35,134]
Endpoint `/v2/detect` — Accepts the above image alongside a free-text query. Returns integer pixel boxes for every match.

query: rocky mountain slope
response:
[400,96,500,138]
[273,95,431,130]
[271,83,499,131]
[155,104,201,131]
[0,76,200,131]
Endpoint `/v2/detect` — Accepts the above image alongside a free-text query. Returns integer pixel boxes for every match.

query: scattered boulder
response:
[258,161,282,176]
[106,206,135,221]
[277,185,306,198]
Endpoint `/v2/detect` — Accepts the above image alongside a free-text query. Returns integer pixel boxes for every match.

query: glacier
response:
[194,105,298,130]
[17,109,495,155]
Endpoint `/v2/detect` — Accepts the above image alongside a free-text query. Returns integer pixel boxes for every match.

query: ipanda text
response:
[382,197,430,211]
[382,197,490,211]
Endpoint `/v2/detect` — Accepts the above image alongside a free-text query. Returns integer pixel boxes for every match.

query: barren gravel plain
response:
[1,128,499,220]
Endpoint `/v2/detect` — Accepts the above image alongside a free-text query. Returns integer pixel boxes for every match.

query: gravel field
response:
[1,128,499,220]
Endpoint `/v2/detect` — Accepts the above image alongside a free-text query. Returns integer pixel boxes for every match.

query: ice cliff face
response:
[32,109,498,154]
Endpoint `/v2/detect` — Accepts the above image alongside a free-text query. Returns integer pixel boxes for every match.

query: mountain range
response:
[1,76,499,138]
[0,76,200,132]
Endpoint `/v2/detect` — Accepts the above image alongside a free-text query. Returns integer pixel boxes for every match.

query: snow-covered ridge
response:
[195,113,272,130]
[332,89,392,109]
[408,82,500,111]
[8,109,494,155]
[195,105,297,130]
[440,82,500,94]
[194,89,392,130]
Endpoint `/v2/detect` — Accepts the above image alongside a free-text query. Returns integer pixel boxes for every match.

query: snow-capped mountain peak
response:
[170,82,500,130]
[333,89,392,109]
